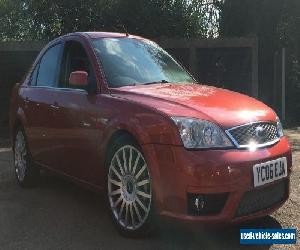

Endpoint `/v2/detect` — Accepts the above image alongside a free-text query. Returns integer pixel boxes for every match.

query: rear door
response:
[22,43,63,168]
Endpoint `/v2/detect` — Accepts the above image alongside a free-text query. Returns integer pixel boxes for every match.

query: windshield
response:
[92,38,195,88]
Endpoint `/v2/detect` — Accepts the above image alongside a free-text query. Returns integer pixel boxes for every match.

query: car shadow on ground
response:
[37,170,281,250]
[0,148,282,250]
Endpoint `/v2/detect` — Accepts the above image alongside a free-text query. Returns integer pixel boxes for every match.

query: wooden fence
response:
[0,37,258,127]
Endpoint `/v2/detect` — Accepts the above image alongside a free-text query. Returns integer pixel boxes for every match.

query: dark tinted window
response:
[59,41,95,91]
[36,44,62,87]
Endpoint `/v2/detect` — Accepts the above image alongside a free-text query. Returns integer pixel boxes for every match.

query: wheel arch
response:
[104,129,140,167]
[13,118,23,133]
[11,107,29,151]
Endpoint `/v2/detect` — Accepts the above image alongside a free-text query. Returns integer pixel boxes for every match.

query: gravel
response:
[0,129,299,249]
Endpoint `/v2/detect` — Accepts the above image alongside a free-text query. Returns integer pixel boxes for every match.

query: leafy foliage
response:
[0,0,220,40]
[218,0,300,123]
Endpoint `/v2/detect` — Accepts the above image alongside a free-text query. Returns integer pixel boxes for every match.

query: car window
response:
[92,38,195,88]
[29,63,39,86]
[59,41,95,91]
[36,43,62,87]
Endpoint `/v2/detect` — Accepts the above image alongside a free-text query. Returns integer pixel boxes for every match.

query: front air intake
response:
[187,192,229,216]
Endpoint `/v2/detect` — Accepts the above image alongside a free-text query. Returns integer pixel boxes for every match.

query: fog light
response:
[187,192,229,216]
[195,195,205,211]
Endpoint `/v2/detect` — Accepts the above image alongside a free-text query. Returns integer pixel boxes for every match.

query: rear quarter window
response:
[29,64,39,86]
[36,44,62,87]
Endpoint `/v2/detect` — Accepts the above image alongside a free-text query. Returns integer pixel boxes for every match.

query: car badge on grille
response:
[255,126,267,140]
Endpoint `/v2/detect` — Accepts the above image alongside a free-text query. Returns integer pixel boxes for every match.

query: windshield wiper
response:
[143,80,169,85]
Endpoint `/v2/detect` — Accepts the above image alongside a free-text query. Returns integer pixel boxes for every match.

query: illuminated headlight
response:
[276,117,284,137]
[171,117,233,149]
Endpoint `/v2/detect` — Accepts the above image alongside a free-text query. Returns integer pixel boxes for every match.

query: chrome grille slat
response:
[226,122,279,148]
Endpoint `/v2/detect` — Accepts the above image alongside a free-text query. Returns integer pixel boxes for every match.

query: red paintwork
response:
[9,32,292,225]
[111,84,277,129]
[69,71,88,87]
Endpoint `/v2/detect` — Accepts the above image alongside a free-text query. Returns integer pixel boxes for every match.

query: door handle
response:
[50,104,59,110]
[81,121,91,128]
[24,97,30,109]
[24,97,30,103]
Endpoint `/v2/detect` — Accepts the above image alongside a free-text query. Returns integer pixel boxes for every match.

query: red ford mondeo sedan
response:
[10,32,292,237]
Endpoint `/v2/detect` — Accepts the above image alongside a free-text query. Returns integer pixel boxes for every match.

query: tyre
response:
[13,128,40,187]
[106,135,154,237]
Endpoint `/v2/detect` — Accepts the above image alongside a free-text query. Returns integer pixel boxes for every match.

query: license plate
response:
[253,157,287,187]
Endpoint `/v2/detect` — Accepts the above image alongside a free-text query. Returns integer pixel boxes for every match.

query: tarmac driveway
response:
[0,132,299,250]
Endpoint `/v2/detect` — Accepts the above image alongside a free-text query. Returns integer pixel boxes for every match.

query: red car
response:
[10,32,292,237]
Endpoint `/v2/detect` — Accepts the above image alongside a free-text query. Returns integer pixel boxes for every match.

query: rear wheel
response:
[107,136,154,237]
[14,129,40,187]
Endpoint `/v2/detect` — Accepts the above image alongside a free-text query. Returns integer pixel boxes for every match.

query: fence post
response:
[189,46,197,79]
[273,51,278,108]
[281,48,286,122]
[251,37,259,98]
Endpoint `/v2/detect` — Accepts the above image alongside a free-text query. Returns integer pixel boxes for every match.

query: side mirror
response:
[69,71,88,87]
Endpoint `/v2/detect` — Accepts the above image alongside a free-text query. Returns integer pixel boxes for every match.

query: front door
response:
[50,39,101,184]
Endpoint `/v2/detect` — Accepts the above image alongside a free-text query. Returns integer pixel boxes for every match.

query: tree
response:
[0,0,32,40]
[0,0,220,41]
[218,0,300,123]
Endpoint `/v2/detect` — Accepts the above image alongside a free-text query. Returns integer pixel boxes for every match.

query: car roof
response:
[70,31,144,40]
[44,31,148,56]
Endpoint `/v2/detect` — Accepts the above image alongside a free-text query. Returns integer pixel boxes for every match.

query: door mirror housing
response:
[69,71,88,87]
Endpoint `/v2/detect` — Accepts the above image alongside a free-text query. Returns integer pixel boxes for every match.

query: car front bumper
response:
[142,136,292,225]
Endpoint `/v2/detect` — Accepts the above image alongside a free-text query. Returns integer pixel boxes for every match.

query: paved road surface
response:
[0,148,292,250]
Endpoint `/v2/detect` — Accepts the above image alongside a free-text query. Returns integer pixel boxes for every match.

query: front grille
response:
[226,122,279,148]
[235,180,287,217]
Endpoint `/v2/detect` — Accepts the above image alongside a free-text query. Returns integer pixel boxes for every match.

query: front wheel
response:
[14,129,40,187]
[107,137,154,237]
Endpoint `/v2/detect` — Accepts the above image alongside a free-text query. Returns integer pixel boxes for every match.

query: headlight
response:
[171,117,233,149]
[276,116,284,137]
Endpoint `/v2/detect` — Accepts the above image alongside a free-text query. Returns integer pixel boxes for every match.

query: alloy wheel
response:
[14,131,27,182]
[108,145,152,230]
